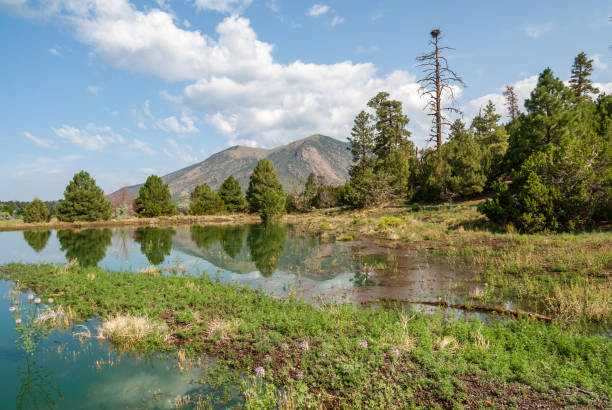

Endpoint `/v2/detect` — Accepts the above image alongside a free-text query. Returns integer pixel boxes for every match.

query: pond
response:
[0,225,483,408]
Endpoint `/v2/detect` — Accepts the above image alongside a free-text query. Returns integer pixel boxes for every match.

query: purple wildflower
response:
[15,318,22,324]
[47,298,54,304]
[27,294,34,300]
[391,347,400,357]
[9,306,16,312]
[34,298,41,304]
[255,366,265,378]
[300,340,309,350]
[359,339,368,349]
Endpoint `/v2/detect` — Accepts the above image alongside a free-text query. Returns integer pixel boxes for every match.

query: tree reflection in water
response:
[134,227,176,265]
[57,229,112,267]
[190,226,222,251]
[22,230,51,253]
[220,226,247,259]
[247,224,287,277]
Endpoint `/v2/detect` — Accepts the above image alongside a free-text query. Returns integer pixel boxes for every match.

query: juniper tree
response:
[246,159,285,222]
[23,198,51,223]
[218,176,248,213]
[470,101,509,183]
[416,29,466,149]
[134,175,177,217]
[569,52,599,102]
[57,171,112,222]
[502,85,521,119]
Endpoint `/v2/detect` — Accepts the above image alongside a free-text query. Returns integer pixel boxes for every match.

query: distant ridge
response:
[108,134,352,202]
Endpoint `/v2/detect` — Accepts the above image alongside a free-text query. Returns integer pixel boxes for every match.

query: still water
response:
[0,225,479,409]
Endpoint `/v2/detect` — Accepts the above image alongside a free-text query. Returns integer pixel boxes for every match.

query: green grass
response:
[1,262,610,408]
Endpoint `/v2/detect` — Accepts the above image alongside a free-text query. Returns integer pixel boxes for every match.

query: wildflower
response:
[34,298,41,304]
[27,294,34,300]
[391,347,400,357]
[300,340,309,350]
[9,306,16,312]
[359,339,368,348]
[48,298,54,304]
[15,318,22,324]
[255,366,265,378]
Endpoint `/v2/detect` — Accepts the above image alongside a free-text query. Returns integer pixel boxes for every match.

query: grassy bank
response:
[0,214,260,232]
[1,262,610,408]
[287,203,612,326]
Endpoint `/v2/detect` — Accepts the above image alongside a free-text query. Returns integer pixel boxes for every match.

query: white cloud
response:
[594,82,612,94]
[164,138,198,163]
[330,16,344,27]
[52,123,123,151]
[48,47,62,57]
[87,85,101,95]
[131,139,156,156]
[23,131,57,149]
[308,4,329,17]
[194,0,252,13]
[139,167,155,174]
[155,112,199,133]
[591,54,608,71]
[522,23,552,39]
[132,99,153,129]
[467,75,538,119]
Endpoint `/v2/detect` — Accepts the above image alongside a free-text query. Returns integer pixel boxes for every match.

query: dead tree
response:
[502,85,520,119]
[416,29,465,149]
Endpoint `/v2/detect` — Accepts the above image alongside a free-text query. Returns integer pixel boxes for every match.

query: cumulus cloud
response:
[331,16,344,26]
[154,112,199,133]
[131,139,156,156]
[194,0,252,13]
[466,75,539,119]
[48,47,62,57]
[52,123,123,151]
[308,4,329,17]
[522,23,552,39]
[7,0,461,147]
[164,138,198,163]
[591,54,609,72]
[23,131,57,149]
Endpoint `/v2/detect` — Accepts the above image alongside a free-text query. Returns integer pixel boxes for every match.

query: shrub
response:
[23,198,51,223]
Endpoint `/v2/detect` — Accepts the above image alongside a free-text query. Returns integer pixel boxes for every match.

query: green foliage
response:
[57,229,112,266]
[134,227,176,265]
[470,101,509,184]
[247,224,286,276]
[481,69,610,232]
[246,159,286,222]
[191,225,222,250]
[134,175,177,218]
[23,198,51,223]
[0,212,11,220]
[22,230,51,253]
[220,226,247,258]
[113,202,132,219]
[347,92,417,208]
[218,176,248,213]
[57,171,112,222]
[569,52,599,102]
[189,183,226,215]
[444,121,487,196]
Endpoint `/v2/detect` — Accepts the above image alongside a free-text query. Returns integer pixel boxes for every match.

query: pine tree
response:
[502,85,521,119]
[57,171,112,222]
[470,101,509,183]
[416,29,465,149]
[569,52,599,102]
[23,198,51,223]
[367,92,411,157]
[246,159,285,222]
[347,111,375,176]
[134,175,177,217]
[189,183,226,215]
[218,176,248,213]
[444,120,487,196]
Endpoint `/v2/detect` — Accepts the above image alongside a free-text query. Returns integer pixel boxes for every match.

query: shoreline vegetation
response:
[0,262,610,408]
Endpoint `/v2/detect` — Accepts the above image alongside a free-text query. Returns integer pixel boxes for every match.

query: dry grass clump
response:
[544,280,612,323]
[207,318,241,340]
[436,335,458,353]
[35,305,74,328]
[97,315,167,347]
[137,266,161,276]
[57,259,78,274]
[398,313,418,353]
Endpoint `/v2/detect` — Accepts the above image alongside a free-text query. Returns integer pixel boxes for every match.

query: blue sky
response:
[1,0,611,200]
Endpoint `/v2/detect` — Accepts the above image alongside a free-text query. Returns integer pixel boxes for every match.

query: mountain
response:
[108,134,352,202]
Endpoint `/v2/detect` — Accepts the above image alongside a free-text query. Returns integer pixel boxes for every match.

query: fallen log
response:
[361,298,553,322]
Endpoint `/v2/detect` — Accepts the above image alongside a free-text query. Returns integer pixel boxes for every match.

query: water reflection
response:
[22,230,51,253]
[134,227,176,265]
[57,229,112,267]
[247,224,287,277]
[220,225,247,259]
[191,226,223,251]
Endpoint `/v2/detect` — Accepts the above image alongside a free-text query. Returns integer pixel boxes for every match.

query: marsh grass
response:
[288,203,612,325]
[0,262,610,407]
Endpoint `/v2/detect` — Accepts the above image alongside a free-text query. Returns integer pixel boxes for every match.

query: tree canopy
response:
[57,171,112,222]
[246,159,286,222]
[134,175,177,217]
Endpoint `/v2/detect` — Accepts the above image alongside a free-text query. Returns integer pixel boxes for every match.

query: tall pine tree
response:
[57,171,112,222]
[134,175,177,217]
[569,52,599,102]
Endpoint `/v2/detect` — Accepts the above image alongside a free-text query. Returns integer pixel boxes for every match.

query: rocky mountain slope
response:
[108,134,352,201]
